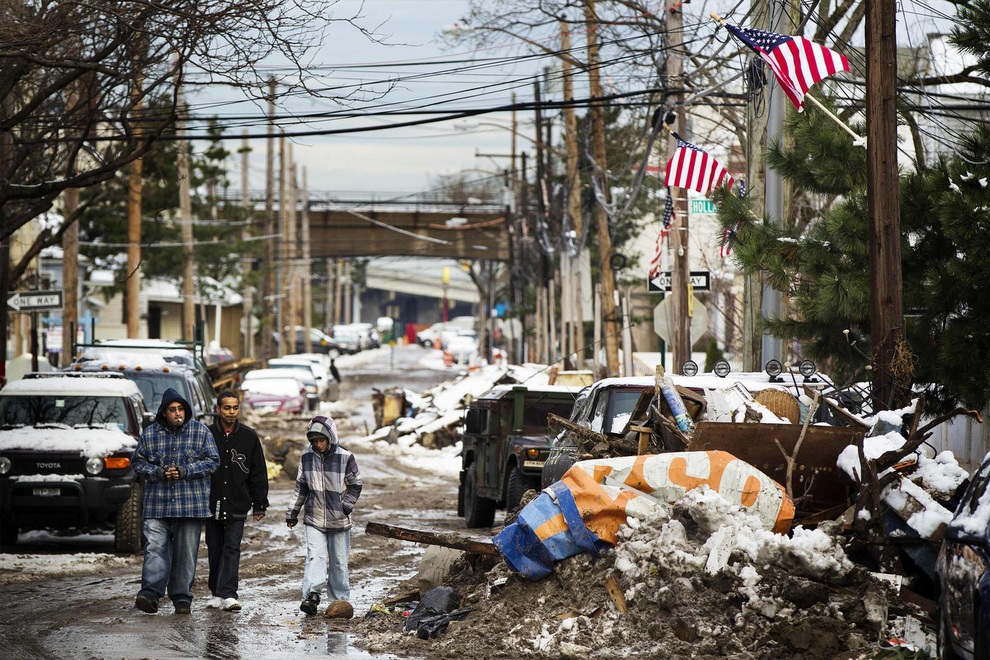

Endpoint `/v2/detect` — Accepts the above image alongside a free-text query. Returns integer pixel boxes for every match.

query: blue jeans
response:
[205,518,245,599]
[302,526,350,601]
[138,518,203,605]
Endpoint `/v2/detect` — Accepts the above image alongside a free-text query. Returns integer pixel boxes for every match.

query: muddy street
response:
[0,345,468,660]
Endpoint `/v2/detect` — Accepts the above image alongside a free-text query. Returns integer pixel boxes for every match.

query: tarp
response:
[493,451,794,580]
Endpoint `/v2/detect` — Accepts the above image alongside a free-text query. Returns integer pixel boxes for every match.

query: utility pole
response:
[867,0,905,408]
[560,19,585,367]
[261,79,276,364]
[667,2,691,371]
[585,0,620,377]
[301,167,313,353]
[240,131,254,359]
[125,88,143,338]
[278,132,288,356]
[177,82,195,341]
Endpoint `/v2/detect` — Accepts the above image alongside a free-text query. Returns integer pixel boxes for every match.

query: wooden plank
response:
[365,521,500,557]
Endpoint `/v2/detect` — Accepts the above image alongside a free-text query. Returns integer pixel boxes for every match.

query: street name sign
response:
[690,199,717,215]
[648,271,710,292]
[7,290,63,312]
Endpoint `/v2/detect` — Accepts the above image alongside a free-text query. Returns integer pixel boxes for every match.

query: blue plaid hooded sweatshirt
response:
[133,387,219,518]
[287,416,362,531]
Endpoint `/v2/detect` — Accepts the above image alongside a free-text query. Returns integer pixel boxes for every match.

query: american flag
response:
[649,193,675,278]
[725,22,849,112]
[664,134,733,195]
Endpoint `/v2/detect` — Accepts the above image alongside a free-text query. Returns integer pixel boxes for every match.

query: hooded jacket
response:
[286,417,362,531]
[207,418,269,522]
[133,388,219,518]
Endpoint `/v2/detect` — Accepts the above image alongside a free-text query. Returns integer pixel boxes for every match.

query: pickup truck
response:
[458,384,578,528]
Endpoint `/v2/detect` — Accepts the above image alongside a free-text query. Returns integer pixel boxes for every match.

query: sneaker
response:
[299,593,320,615]
[135,594,158,614]
[206,596,222,609]
[221,598,242,612]
[174,601,191,614]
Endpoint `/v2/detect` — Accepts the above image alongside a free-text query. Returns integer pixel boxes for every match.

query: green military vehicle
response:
[457,384,578,528]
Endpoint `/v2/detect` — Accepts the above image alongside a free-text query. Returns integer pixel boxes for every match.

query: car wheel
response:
[0,516,18,547]
[464,463,495,528]
[328,348,340,358]
[114,482,144,554]
[505,464,532,512]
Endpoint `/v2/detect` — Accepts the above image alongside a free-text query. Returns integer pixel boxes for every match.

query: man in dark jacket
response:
[133,388,219,615]
[205,390,269,612]
[286,414,362,616]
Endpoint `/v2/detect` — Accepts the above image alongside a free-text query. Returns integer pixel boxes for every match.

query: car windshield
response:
[521,398,576,434]
[125,372,195,414]
[0,395,135,432]
[242,378,302,396]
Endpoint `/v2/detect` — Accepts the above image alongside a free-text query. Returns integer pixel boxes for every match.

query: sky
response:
[180,1,968,202]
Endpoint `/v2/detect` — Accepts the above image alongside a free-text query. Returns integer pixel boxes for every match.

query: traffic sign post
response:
[648,271,710,292]
[653,295,709,344]
[7,290,63,312]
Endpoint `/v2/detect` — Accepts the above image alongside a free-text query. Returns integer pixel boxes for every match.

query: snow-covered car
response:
[242,368,319,411]
[239,376,309,415]
[0,372,152,552]
[268,357,337,402]
[446,331,480,364]
[936,455,990,659]
[415,322,449,348]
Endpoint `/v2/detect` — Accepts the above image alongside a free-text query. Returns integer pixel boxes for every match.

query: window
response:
[0,395,135,433]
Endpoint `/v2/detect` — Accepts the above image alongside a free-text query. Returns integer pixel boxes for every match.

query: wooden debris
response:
[604,575,627,613]
[365,521,500,557]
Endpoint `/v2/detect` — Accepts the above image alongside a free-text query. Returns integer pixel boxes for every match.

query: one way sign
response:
[7,290,63,312]
[648,271,710,292]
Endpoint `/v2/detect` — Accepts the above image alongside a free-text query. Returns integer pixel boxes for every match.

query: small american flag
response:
[649,193,675,278]
[664,134,733,195]
[725,22,849,112]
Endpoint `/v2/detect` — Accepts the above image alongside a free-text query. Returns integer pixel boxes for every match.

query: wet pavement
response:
[0,344,467,659]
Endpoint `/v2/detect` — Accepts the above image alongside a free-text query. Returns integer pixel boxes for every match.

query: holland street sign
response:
[7,290,63,312]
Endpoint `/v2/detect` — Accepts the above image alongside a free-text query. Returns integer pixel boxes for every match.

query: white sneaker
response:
[221,598,242,612]
[206,596,222,609]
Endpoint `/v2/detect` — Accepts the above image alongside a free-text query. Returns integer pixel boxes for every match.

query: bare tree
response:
[0,0,382,366]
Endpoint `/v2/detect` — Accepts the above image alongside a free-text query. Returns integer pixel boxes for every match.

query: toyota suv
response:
[0,372,152,552]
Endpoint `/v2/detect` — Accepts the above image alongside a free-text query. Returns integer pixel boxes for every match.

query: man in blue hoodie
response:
[132,388,219,614]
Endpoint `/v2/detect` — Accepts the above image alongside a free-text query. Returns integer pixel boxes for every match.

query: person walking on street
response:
[205,390,269,612]
[133,388,219,615]
[286,415,362,616]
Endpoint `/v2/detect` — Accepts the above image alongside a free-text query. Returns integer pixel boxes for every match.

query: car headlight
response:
[681,360,699,377]
[0,456,10,475]
[85,457,104,475]
[305,385,317,394]
[714,359,731,378]
[799,359,817,378]
[765,359,783,381]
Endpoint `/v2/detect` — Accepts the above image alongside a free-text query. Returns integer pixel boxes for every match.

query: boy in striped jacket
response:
[286,415,362,616]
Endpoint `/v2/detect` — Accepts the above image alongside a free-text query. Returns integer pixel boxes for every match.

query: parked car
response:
[415,322,450,348]
[936,454,990,659]
[446,331,480,364]
[239,376,309,416]
[289,326,342,356]
[268,357,336,402]
[329,325,363,354]
[0,372,151,552]
[243,368,319,411]
[458,384,578,528]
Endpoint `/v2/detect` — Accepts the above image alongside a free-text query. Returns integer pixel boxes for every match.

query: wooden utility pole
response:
[278,132,288,355]
[866,0,904,408]
[560,19,585,367]
[240,131,254,358]
[261,79,276,363]
[301,167,313,353]
[177,83,195,341]
[585,0,620,377]
[60,188,78,365]
[125,92,143,338]
[667,2,691,371]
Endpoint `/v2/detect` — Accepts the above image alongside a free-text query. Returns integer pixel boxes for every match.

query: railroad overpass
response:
[305,198,511,261]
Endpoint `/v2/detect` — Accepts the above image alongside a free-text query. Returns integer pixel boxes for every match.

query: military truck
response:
[457,384,578,528]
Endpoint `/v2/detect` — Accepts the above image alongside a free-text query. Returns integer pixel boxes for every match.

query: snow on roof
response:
[0,425,136,457]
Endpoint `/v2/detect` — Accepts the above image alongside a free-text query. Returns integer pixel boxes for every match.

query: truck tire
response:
[505,464,532,513]
[115,482,144,554]
[464,463,495,528]
[0,516,17,546]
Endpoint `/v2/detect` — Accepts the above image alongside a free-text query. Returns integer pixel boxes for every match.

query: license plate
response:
[33,487,60,497]
[523,460,545,469]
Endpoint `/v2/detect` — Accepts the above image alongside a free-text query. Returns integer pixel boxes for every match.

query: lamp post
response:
[441,266,450,322]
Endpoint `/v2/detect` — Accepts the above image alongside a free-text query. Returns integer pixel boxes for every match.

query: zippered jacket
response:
[286,444,362,531]
[207,419,269,522]
[133,388,219,518]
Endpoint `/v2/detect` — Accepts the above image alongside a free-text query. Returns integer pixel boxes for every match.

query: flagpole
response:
[710,12,866,148]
